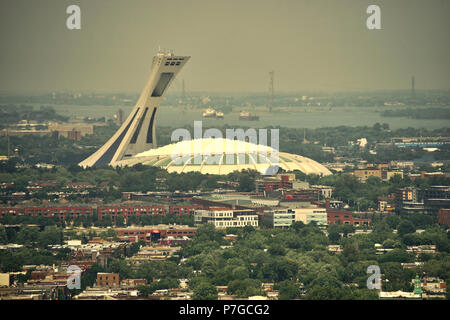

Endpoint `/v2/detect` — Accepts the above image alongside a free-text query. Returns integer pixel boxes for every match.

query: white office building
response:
[262,208,295,228]
[294,207,327,225]
[194,208,258,228]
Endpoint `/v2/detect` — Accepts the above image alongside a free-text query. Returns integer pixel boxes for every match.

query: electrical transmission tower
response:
[268,71,274,112]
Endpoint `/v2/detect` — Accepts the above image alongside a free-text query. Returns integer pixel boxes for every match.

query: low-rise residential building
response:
[352,163,404,182]
[0,284,69,300]
[255,176,292,193]
[377,195,395,212]
[410,171,447,180]
[421,277,446,299]
[115,225,196,244]
[0,208,20,218]
[279,189,320,202]
[96,273,120,288]
[49,239,128,269]
[382,170,404,181]
[120,279,147,289]
[401,262,424,269]
[406,245,437,256]
[352,168,382,182]
[379,291,422,300]
[310,185,334,199]
[126,245,181,266]
[73,287,139,300]
[0,273,11,287]
[97,205,166,222]
[328,245,342,253]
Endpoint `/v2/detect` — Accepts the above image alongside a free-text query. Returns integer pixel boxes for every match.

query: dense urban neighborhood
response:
[0,98,448,300]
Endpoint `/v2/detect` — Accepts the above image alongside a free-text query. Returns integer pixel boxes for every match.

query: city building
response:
[126,245,181,265]
[379,290,422,300]
[48,239,128,269]
[23,206,93,221]
[0,208,20,219]
[97,205,166,222]
[194,207,259,228]
[438,209,450,226]
[326,209,370,226]
[114,109,124,126]
[395,187,421,210]
[0,273,11,287]
[310,185,334,199]
[422,186,450,201]
[409,172,447,180]
[377,195,395,212]
[48,123,94,140]
[279,189,320,202]
[395,186,450,216]
[328,245,342,253]
[406,245,437,256]
[421,277,446,299]
[262,208,295,228]
[96,273,120,288]
[168,205,203,215]
[352,168,382,182]
[382,170,404,181]
[352,163,403,182]
[73,288,139,300]
[390,161,414,170]
[116,225,196,244]
[0,204,203,223]
[255,176,293,193]
[294,207,328,225]
[379,276,423,300]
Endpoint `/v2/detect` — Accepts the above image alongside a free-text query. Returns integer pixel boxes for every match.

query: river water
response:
[45,104,449,130]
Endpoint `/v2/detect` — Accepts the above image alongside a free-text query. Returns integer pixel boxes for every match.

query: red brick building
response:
[282,189,320,201]
[255,176,293,193]
[23,207,93,221]
[116,225,197,244]
[97,205,202,222]
[97,205,167,222]
[67,129,82,141]
[0,208,20,218]
[168,205,203,215]
[96,273,119,287]
[327,209,371,226]
[1,204,202,222]
[438,209,450,226]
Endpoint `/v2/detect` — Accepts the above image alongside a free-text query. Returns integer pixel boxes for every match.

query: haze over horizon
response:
[0,0,449,94]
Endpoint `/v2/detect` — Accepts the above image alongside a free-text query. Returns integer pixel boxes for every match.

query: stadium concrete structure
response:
[79,51,332,177]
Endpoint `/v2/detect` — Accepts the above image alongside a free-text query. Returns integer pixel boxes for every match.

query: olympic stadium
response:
[113,137,332,176]
[79,51,332,177]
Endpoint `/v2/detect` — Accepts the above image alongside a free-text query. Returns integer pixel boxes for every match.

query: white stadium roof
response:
[115,138,332,176]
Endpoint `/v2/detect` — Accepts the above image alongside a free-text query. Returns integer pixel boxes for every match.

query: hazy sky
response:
[0,0,449,93]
